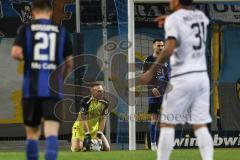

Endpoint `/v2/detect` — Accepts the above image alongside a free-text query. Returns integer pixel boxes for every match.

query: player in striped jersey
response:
[142,39,170,151]
[11,0,73,160]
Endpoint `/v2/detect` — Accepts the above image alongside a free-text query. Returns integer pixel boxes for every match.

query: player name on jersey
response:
[183,13,205,21]
[31,24,59,32]
[31,62,57,70]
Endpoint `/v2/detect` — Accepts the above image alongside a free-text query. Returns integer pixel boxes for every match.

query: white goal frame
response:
[128,0,240,151]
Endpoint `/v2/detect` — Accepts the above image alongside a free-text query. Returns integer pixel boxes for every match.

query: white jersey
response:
[164,9,209,77]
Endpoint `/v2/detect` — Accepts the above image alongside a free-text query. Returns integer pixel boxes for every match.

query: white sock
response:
[194,127,214,160]
[157,127,175,160]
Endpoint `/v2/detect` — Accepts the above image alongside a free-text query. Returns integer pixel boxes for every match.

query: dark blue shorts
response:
[22,98,62,127]
[148,102,162,115]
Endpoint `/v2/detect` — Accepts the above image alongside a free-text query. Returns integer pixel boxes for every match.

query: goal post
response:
[128,0,240,151]
[128,0,136,151]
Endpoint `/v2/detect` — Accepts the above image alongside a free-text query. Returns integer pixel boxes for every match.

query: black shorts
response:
[148,103,162,115]
[22,98,62,127]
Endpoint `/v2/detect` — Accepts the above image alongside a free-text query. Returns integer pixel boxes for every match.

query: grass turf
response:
[0,148,239,160]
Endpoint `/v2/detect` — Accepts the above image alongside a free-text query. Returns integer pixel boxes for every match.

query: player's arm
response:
[78,97,90,133]
[152,88,161,97]
[81,107,92,151]
[81,110,90,133]
[62,30,73,78]
[98,116,106,133]
[154,15,168,28]
[156,39,176,64]
[140,58,153,84]
[97,99,109,139]
[140,58,161,85]
[80,97,92,151]
[11,25,25,61]
[141,16,177,84]
[11,46,23,60]
[82,115,90,133]
[141,41,176,85]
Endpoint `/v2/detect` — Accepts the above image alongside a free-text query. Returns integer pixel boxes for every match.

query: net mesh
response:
[114,0,240,147]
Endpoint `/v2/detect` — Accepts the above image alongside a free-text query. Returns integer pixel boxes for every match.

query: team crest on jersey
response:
[236,78,240,101]
[12,1,32,23]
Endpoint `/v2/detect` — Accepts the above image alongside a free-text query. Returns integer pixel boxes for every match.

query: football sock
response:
[150,123,157,143]
[45,136,58,160]
[26,139,39,160]
[157,127,175,160]
[194,127,214,160]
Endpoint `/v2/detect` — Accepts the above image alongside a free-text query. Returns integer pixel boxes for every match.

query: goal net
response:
[114,0,240,150]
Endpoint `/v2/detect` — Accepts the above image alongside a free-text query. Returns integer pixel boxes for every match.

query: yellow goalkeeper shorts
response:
[71,121,99,141]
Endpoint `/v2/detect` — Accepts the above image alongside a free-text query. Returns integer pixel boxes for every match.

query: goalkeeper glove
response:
[97,131,103,139]
[83,132,92,151]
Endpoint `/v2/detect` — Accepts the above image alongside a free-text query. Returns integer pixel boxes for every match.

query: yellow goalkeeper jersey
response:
[72,96,109,141]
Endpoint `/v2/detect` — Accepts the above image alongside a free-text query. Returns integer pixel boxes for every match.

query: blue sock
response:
[26,139,39,160]
[149,123,157,143]
[45,136,58,160]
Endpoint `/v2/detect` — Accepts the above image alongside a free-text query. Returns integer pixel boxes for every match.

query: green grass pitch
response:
[0,148,239,160]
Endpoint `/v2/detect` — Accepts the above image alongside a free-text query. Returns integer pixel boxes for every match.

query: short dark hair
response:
[179,0,193,6]
[32,0,52,10]
[153,39,164,44]
[89,82,102,88]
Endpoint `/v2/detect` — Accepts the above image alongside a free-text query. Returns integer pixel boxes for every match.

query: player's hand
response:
[91,138,103,151]
[154,15,167,28]
[83,133,92,151]
[97,131,103,139]
[96,139,103,151]
[152,88,161,97]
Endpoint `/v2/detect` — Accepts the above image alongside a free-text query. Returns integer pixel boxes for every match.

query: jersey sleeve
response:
[164,15,179,40]
[79,97,89,115]
[63,30,73,59]
[14,24,26,48]
[142,57,151,73]
[99,99,109,116]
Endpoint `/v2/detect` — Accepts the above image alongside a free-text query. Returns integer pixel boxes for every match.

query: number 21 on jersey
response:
[33,32,56,61]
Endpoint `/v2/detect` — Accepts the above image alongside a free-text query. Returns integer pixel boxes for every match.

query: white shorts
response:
[161,72,212,125]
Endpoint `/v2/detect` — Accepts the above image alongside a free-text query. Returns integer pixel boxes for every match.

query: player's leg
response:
[71,139,83,152]
[22,98,42,160]
[189,73,213,160]
[44,120,60,160]
[71,122,83,152]
[71,139,81,152]
[157,123,175,160]
[192,125,213,160]
[148,103,160,151]
[42,98,61,160]
[157,77,193,160]
[100,133,110,151]
[150,113,158,151]
[148,103,161,151]
[25,126,41,160]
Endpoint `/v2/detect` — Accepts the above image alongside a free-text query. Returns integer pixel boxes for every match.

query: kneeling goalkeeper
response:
[71,83,110,152]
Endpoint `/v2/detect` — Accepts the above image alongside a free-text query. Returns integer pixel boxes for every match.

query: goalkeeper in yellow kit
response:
[71,83,110,152]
